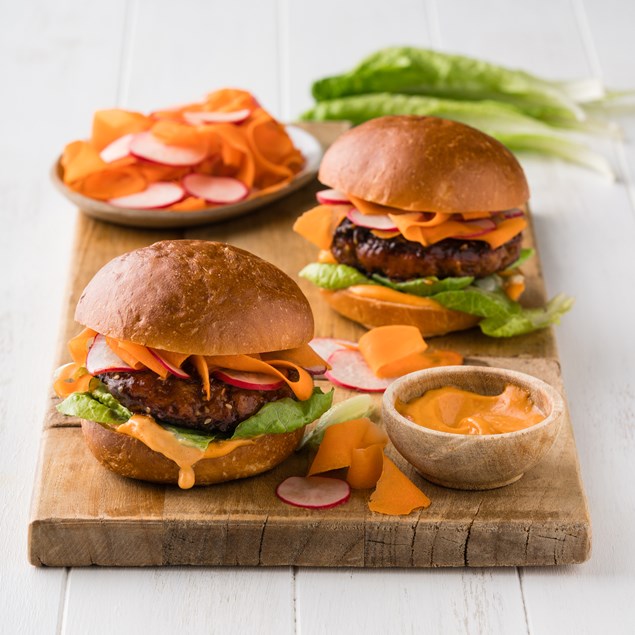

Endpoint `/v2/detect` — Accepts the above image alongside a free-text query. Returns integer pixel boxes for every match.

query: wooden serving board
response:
[29,122,590,567]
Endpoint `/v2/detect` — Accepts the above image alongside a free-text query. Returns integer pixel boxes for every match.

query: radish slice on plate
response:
[309,337,357,364]
[183,109,251,126]
[457,218,497,239]
[347,208,398,232]
[213,369,284,391]
[316,189,351,205]
[325,348,395,393]
[108,182,185,209]
[276,476,350,509]
[130,131,207,166]
[86,334,136,374]
[99,133,134,163]
[148,349,190,379]
[182,174,249,204]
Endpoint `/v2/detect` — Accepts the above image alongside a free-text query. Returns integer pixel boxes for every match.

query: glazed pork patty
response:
[330,218,522,280]
[99,370,294,434]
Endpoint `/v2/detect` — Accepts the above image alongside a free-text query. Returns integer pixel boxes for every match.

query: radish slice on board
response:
[183,109,251,125]
[182,174,249,204]
[316,189,351,205]
[86,334,136,374]
[347,209,398,231]
[108,182,185,209]
[99,133,134,163]
[325,348,395,393]
[457,218,497,239]
[213,369,284,391]
[276,476,350,509]
[309,338,357,364]
[129,131,207,166]
[148,349,190,379]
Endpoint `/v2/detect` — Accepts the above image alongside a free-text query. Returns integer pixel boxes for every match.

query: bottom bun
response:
[81,419,304,486]
[321,289,480,337]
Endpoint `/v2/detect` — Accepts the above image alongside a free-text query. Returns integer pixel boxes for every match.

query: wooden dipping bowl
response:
[382,366,565,490]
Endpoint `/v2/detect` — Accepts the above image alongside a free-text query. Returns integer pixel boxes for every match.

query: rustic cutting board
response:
[29,122,590,567]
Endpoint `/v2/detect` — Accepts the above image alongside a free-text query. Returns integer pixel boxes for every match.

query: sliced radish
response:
[213,369,284,391]
[500,208,525,219]
[182,174,249,204]
[99,133,134,163]
[325,349,395,393]
[316,189,351,205]
[183,109,251,126]
[303,363,328,376]
[456,218,497,239]
[309,338,356,363]
[276,476,350,509]
[148,349,190,379]
[129,131,207,166]
[86,334,136,374]
[108,182,185,209]
[347,208,398,232]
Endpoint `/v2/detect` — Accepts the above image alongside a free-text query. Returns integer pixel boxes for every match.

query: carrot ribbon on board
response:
[307,417,431,515]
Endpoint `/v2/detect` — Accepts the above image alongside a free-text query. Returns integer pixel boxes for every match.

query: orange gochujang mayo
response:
[396,384,544,435]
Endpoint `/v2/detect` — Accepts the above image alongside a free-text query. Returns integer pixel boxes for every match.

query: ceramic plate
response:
[51,125,323,228]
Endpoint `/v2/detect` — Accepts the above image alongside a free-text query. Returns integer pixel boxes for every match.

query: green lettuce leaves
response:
[57,379,334,451]
[232,388,334,439]
[299,262,374,290]
[299,256,573,338]
[57,380,132,424]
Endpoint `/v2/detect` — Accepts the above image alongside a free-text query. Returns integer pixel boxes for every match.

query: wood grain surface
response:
[29,122,590,568]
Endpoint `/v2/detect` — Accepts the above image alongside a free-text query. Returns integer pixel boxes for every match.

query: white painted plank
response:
[58,2,295,634]
[62,568,295,635]
[287,2,528,633]
[122,0,282,118]
[296,569,528,635]
[431,0,635,633]
[283,0,430,119]
[0,0,128,633]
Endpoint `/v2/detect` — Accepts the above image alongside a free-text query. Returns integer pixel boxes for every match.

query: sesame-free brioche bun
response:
[321,289,480,337]
[81,419,304,486]
[318,116,529,214]
[75,240,314,355]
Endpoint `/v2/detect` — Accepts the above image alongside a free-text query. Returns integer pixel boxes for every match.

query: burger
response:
[294,116,572,337]
[53,240,332,489]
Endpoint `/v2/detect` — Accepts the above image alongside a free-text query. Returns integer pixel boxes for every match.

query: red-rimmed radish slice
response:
[325,349,395,393]
[456,218,497,239]
[303,363,328,376]
[213,369,284,391]
[276,476,350,509]
[108,182,185,209]
[99,133,134,163]
[148,349,190,379]
[182,109,252,126]
[129,131,207,166]
[500,208,525,219]
[182,174,249,204]
[316,189,351,205]
[347,209,398,232]
[309,337,357,364]
[86,334,136,374]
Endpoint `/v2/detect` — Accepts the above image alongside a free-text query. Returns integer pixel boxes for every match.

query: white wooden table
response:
[1,0,633,632]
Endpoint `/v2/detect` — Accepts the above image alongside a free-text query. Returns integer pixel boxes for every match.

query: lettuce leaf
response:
[161,424,224,451]
[505,247,535,271]
[372,273,473,296]
[432,288,574,337]
[299,262,374,290]
[232,388,333,439]
[57,380,131,425]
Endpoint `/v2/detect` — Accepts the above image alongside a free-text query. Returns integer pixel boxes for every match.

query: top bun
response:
[318,116,529,213]
[76,240,314,355]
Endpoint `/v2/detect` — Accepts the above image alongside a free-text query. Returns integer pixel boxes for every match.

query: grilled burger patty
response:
[331,219,522,280]
[99,371,294,434]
